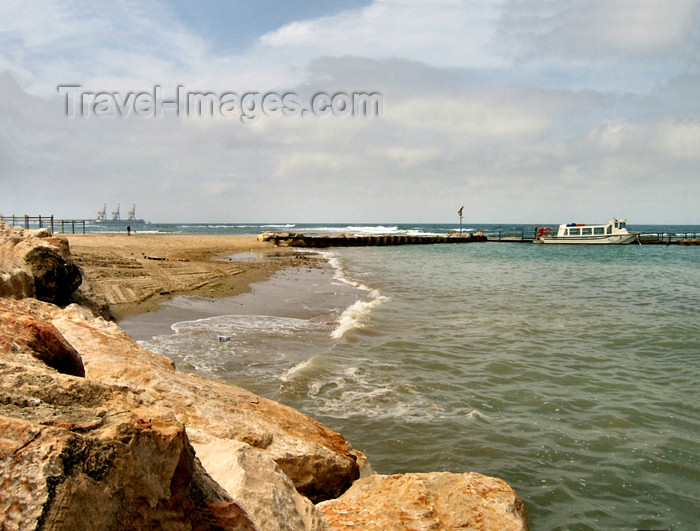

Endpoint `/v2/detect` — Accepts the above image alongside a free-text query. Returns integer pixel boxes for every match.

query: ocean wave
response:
[170,314,315,336]
[331,295,389,339]
[140,313,325,378]
[321,252,390,339]
[129,229,182,234]
[280,364,449,422]
[260,224,296,228]
[279,357,317,383]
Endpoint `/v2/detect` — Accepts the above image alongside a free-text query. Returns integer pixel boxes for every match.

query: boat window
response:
[594,227,604,235]
[619,221,626,229]
[582,227,592,235]
[606,225,612,234]
[569,228,581,236]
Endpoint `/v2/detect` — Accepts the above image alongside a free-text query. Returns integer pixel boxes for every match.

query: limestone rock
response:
[0,334,254,530]
[0,298,338,529]
[317,472,529,531]
[0,222,82,305]
[7,298,361,506]
[23,245,82,305]
[197,439,330,530]
[0,301,85,377]
[0,264,33,300]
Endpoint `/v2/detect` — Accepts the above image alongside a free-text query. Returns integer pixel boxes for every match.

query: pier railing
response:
[0,215,86,234]
[486,229,533,242]
[639,232,700,245]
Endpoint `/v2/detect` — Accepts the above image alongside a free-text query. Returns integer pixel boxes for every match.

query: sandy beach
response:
[66,233,322,319]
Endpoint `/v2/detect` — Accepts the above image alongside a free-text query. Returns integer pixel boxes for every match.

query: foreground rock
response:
[0,223,81,305]
[0,298,334,530]
[0,306,85,377]
[0,305,254,529]
[318,472,529,530]
[43,301,362,503]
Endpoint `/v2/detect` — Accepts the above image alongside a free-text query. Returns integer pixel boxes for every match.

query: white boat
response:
[534,219,641,245]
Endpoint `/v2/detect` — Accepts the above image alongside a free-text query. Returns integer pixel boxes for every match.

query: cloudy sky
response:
[1,0,698,224]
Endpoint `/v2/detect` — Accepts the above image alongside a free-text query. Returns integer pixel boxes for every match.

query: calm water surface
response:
[128,235,700,530]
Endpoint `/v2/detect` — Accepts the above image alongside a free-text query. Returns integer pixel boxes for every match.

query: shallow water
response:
[124,237,700,530]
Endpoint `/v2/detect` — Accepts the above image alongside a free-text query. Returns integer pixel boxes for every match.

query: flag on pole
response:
[458,206,464,218]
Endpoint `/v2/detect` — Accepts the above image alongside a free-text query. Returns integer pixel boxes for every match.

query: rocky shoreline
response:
[0,222,529,530]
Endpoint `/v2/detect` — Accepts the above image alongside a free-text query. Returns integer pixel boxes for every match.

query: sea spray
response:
[323,251,390,339]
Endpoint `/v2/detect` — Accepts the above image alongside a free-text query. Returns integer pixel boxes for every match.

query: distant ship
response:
[95,204,146,224]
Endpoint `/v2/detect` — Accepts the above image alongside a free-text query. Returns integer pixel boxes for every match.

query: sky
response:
[1,0,698,224]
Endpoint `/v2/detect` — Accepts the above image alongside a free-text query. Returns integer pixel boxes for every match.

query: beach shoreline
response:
[66,233,324,320]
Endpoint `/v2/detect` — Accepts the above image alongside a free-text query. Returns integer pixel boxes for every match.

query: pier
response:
[0,215,86,234]
[258,232,488,247]
[259,231,700,247]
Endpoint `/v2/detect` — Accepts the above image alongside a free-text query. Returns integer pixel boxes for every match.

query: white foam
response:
[331,295,389,339]
[320,251,390,339]
[280,357,316,382]
[171,314,314,336]
[465,409,490,420]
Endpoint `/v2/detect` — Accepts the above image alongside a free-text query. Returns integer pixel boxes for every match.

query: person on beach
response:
[127,225,131,236]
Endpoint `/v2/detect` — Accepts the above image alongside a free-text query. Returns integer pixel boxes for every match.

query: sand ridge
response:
[66,233,322,318]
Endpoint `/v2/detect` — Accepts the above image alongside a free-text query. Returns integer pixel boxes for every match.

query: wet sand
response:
[67,234,323,320]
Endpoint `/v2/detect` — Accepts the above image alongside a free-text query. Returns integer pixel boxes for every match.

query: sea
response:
[115,222,700,530]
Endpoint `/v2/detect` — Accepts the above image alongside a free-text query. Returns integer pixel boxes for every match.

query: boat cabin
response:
[557,219,627,238]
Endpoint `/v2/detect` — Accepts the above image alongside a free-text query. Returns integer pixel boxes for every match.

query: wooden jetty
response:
[257,232,487,248]
[0,215,86,234]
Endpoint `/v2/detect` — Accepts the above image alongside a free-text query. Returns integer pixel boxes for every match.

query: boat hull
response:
[534,233,640,245]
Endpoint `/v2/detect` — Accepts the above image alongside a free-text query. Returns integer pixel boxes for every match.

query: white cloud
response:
[498,0,700,62]
[655,119,700,160]
[0,1,699,223]
[260,0,506,69]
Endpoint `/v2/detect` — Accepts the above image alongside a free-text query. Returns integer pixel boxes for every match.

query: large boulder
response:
[0,298,356,530]
[0,327,253,530]
[317,472,529,531]
[23,245,82,305]
[0,223,82,305]
[198,439,330,530]
[0,298,336,530]
[0,304,85,377]
[27,299,362,503]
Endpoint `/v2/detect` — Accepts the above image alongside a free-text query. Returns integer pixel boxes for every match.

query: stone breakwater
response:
[258,232,488,247]
[0,222,528,530]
